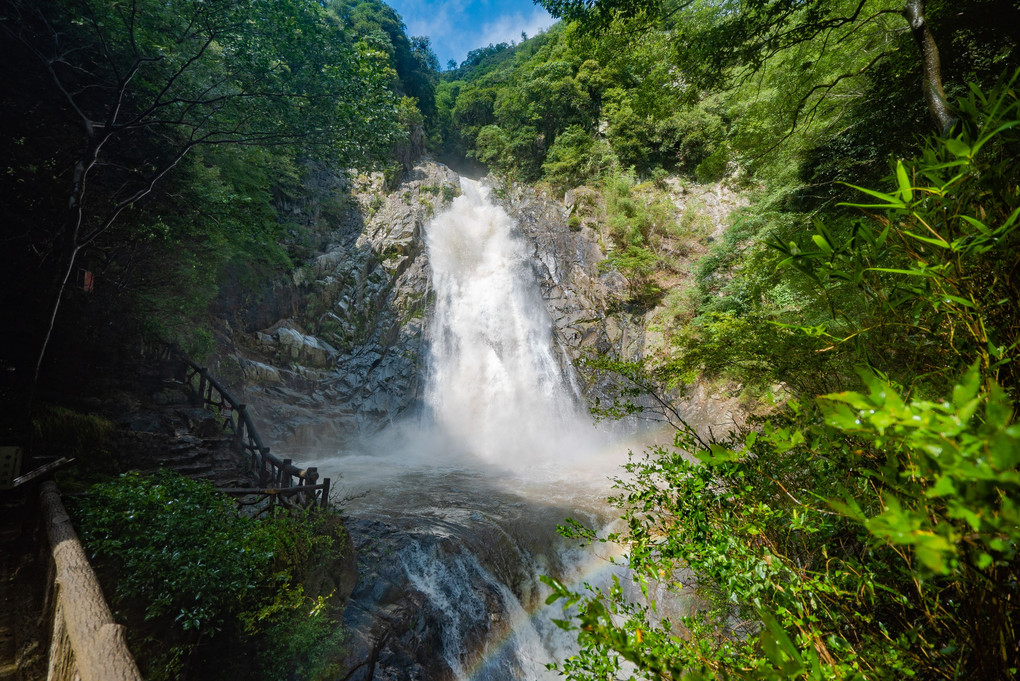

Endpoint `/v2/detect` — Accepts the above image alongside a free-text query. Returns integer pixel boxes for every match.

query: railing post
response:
[175,349,340,516]
[260,447,271,486]
[234,405,247,448]
[41,482,144,680]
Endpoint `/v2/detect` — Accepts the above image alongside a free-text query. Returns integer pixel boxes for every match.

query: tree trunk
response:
[28,148,93,410]
[902,0,957,134]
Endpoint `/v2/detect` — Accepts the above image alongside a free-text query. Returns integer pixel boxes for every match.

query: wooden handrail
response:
[174,352,330,509]
[41,481,143,681]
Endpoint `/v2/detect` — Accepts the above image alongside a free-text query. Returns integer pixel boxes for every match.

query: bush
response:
[601,245,661,308]
[547,74,1020,681]
[542,125,619,191]
[548,368,1020,680]
[72,471,348,681]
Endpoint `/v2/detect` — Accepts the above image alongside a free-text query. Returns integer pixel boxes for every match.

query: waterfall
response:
[319,176,639,681]
[424,179,589,462]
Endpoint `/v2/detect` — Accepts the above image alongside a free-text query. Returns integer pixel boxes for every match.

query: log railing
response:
[40,481,143,681]
[181,360,331,509]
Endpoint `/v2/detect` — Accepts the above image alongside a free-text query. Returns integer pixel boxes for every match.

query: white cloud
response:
[398,0,467,41]
[475,6,555,50]
[387,1,557,67]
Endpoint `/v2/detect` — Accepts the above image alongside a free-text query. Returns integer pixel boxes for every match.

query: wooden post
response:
[321,478,331,509]
[47,598,75,681]
[282,459,292,489]
[234,405,247,448]
[260,447,270,487]
[198,370,208,406]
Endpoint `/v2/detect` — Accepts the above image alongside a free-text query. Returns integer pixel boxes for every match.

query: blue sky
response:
[383,0,558,69]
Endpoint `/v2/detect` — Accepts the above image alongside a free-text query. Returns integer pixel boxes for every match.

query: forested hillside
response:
[0,2,433,676]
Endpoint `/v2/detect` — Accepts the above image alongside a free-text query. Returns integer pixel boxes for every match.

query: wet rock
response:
[337,518,507,681]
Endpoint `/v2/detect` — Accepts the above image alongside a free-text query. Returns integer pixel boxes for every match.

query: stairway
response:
[105,359,255,489]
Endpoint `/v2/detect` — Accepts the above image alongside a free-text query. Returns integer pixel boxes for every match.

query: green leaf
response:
[875,223,891,248]
[866,266,931,276]
[811,234,833,254]
[552,618,575,631]
[896,161,913,202]
[842,183,902,205]
[927,475,958,498]
[952,363,983,408]
[944,137,972,158]
[914,533,954,574]
[960,215,992,236]
[902,230,949,248]
[942,294,976,309]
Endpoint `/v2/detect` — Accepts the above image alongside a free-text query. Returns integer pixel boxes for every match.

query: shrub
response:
[72,471,347,680]
[548,73,1020,681]
[542,125,619,191]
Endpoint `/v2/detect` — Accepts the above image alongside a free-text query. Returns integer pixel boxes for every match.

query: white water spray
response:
[424,179,591,463]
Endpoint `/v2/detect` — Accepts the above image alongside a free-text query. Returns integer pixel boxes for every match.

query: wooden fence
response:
[40,480,143,681]
[179,357,331,510]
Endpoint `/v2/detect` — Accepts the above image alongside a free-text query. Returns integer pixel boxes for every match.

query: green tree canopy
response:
[538,0,1020,134]
[0,0,400,397]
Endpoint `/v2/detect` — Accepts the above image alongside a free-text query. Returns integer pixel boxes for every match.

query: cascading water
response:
[318,178,639,680]
[425,179,591,462]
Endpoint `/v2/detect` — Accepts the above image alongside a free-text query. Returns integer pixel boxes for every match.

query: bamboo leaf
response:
[867,267,932,277]
[811,234,833,254]
[902,230,950,248]
[896,161,913,202]
[959,215,992,235]
[943,294,976,309]
[875,223,890,248]
[841,183,906,207]
[943,137,972,158]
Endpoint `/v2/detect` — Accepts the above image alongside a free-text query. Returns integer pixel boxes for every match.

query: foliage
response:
[769,70,1020,394]
[434,22,725,182]
[538,1,920,110]
[0,0,402,395]
[329,0,440,122]
[602,245,661,307]
[72,472,347,681]
[31,406,115,481]
[547,77,1020,681]
[542,125,619,190]
[549,366,1019,680]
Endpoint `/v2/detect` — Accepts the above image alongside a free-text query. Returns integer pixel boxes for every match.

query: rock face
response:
[210,159,648,451]
[494,177,751,435]
[210,161,461,451]
[339,519,502,681]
